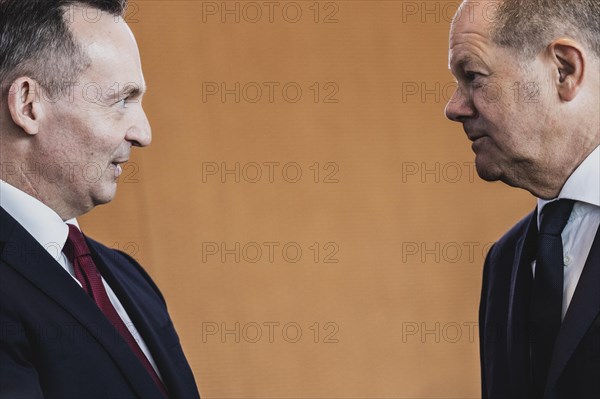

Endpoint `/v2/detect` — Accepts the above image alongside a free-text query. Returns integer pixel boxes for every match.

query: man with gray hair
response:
[446,0,599,397]
[0,0,200,397]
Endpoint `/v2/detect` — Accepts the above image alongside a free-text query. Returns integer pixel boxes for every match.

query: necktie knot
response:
[539,199,575,236]
[63,224,91,262]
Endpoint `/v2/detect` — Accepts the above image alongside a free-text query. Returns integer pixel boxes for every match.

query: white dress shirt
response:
[0,180,162,378]
[534,146,600,320]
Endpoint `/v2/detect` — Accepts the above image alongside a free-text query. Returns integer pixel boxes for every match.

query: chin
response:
[92,184,118,206]
[474,156,503,182]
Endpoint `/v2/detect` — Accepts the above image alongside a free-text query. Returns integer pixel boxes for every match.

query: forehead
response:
[450,0,496,46]
[448,1,497,66]
[68,8,145,90]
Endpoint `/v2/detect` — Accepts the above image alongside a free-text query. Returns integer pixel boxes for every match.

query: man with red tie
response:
[0,0,200,397]
[445,0,599,398]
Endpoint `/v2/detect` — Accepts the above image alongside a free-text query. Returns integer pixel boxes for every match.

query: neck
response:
[518,144,598,200]
[1,168,81,221]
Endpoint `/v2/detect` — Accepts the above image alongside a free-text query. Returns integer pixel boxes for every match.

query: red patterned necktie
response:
[63,224,169,398]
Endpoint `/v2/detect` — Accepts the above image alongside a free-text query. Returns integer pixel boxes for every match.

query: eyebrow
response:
[121,83,146,98]
[450,54,485,75]
[454,55,474,69]
[102,83,147,104]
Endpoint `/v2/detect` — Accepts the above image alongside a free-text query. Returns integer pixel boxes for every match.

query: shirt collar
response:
[0,180,79,261]
[537,145,600,226]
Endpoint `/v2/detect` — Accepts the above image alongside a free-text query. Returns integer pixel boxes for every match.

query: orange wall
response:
[82,1,534,397]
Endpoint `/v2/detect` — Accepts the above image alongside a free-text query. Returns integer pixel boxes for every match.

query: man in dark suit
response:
[445,0,599,398]
[0,0,200,397]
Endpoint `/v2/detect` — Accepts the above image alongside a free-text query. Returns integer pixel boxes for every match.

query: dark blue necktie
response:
[530,199,575,396]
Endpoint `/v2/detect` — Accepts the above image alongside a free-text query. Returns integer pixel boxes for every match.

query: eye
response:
[464,71,479,81]
[464,70,487,84]
[116,98,129,109]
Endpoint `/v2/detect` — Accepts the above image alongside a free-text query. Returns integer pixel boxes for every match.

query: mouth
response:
[111,159,128,178]
[465,130,485,142]
[469,136,488,153]
[462,126,487,152]
[464,126,487,147]
[463,124,485,141]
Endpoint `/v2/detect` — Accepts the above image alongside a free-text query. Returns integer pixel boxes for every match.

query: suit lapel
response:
[0,207,163,398]
[90,245,175,375]
[545,227,600,396]
[506,210,537,392]
[90,242,198,398]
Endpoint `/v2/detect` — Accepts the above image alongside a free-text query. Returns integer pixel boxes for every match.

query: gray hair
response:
[0,0,129,98]
[490,0,600,60]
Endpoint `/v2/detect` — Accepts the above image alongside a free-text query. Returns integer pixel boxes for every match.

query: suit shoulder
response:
[486,209,536,264]
[85,237,167,306]
[496,210,535,247]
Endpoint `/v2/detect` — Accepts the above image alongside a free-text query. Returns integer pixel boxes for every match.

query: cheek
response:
[474,100,530,158]
[76,123,124,160]
[65,101,128,144]
[472,91,513,132]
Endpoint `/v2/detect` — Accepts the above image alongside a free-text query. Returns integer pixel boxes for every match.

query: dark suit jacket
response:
[480,209,600,398]
[0,207,200,398]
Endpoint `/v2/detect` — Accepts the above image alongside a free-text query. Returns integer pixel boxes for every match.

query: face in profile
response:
[36,9,151,216]
[444,0,563,190]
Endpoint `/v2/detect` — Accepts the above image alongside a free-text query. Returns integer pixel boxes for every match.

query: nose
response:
[445,85,476,122]
[125,106,152,147]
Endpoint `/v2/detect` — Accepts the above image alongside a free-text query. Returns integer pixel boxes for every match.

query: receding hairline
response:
[0,0,130,98]
[487,0,599,60]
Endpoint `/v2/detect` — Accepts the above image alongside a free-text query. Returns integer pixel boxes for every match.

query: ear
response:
[548,39,585,102]
[6,77,44,135]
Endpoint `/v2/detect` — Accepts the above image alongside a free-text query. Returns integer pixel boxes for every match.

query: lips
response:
[112,158,129,165]
[463,126,488,153]
[111,159,128,178]
[463,126,486,142]
[111,157,129,167]
[469,135,485,142]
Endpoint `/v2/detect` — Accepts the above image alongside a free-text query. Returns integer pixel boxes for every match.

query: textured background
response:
[81,1,534,397]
